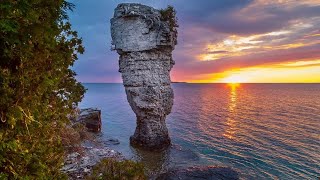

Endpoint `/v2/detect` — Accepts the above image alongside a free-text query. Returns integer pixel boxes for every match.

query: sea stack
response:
[110,3,177,150]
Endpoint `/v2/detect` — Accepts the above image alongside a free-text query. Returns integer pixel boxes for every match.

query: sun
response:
[221,75,247,84]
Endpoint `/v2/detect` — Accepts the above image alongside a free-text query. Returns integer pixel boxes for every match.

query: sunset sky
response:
[69,0,320,83]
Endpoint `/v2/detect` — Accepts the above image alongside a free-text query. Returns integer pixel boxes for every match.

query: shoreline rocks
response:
[64,108,240,179]
[63,108,123,179]
[61,145,124,179]
[110,3,177,151]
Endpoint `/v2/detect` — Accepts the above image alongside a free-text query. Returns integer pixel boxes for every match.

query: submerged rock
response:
[110,3,177,150]
[156,166,239,180]
[104,138,121,145]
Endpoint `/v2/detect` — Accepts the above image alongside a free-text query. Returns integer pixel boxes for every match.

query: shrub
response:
[159,5,179,45]
[86,159,147,180]
[60,123,95,154]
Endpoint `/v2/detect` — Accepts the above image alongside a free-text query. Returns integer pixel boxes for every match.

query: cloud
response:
[172,0,320,35]
[69,0,320,83]
[171,42,320,82]
[170,0,320,82]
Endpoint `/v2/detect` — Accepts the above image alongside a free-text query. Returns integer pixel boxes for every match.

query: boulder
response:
[78,108,102,132]
[156,166,240,180]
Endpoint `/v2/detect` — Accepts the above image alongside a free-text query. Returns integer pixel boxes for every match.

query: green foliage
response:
[86,159,146,180]
[0,0,85,179]
[160,5,178,45]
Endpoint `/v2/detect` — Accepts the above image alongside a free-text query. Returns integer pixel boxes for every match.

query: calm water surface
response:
[79,83,320,179]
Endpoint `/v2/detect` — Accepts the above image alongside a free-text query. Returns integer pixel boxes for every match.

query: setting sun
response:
[220,75,247,84]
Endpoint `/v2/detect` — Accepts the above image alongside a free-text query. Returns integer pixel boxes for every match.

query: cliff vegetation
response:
[160,5,178,45]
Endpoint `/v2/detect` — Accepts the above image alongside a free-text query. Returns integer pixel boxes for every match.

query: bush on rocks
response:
[86,159,146,180]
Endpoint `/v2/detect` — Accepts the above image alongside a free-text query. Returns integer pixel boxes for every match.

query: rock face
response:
[110,3,177,150]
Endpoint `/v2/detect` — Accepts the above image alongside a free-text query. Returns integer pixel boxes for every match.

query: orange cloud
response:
[169,0,320,83]
[187,60,320,83]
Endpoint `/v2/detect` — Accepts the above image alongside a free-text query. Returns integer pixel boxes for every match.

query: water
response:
[79,83,320,179]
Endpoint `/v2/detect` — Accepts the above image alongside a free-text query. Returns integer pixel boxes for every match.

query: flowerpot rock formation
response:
[110,3,177,150]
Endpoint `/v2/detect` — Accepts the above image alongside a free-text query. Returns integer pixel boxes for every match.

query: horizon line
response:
[80,82,320,84]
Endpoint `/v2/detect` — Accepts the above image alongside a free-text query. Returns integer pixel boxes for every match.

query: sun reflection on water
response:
[223,83,239,139]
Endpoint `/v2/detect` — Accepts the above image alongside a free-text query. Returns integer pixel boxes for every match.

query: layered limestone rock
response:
[111,3,177,150]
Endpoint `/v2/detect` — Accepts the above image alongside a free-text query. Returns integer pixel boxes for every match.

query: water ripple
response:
[80,83,320,179]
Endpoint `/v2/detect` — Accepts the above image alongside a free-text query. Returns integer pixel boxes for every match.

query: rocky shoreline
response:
[62,108,240,179]
[62,108,124,179]
[62,143,124,179]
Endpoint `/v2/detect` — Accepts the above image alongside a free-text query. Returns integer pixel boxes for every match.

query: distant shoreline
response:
[172,81,188,83]
[80,82,320,84]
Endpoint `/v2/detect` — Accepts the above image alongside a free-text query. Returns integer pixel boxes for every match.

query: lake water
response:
[79,83,320,179]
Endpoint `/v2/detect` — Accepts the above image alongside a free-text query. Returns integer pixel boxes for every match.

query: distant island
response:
[172,81,188,83]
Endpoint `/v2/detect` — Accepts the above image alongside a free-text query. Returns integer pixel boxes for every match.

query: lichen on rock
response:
[110,3,178,150]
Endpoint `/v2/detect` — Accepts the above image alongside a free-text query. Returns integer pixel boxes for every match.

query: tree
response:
[0,0,85,178]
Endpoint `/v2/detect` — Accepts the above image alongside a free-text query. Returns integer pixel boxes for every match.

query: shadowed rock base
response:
[111,3,177,150]
[130,117,171,150]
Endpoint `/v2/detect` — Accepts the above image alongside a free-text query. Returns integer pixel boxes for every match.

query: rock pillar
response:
[110,3,177,150]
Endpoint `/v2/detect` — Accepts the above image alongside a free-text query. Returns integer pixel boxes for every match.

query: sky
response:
[69,0,320,83]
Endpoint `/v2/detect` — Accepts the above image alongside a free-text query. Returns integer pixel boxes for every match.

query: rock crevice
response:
[111,3,177,150]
